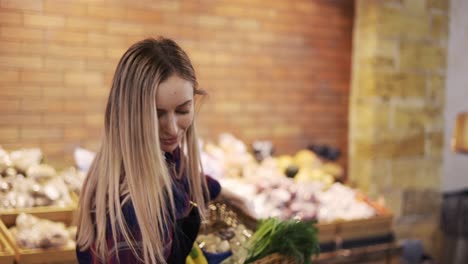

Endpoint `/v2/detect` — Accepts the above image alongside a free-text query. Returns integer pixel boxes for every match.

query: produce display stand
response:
[0,191,78,227]
[335,214,394,249]
[337,213,392,240]
[251,242,401,264]
[0,212,77,264]
[235,195,393,246]
[226,190,396,260]
[251,253,295,264]
[0,230,15,264]
[316,200,393,253]
[0,204,77,227]
[310,222,337,253]
[224,200,339,246]
[336,194,394,250]
[315,242,402,264]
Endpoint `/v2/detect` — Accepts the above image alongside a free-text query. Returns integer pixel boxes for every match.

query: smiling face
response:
[156,74,194,153]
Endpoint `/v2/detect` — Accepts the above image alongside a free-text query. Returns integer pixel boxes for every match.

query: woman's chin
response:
[161,143,178,153]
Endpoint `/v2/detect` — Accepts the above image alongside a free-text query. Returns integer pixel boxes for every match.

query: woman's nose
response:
[165,114,178,135]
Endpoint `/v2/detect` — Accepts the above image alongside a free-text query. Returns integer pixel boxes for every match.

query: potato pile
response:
[0,147,73,209]
[9,213,76,249]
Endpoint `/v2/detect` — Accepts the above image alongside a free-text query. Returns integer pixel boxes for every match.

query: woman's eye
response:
[157,111,165,118]
[176,110,190,115]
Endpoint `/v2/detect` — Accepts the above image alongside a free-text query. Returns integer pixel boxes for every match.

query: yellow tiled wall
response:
[350,0,450,259]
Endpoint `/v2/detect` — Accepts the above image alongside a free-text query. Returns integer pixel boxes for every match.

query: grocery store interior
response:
[0,0,467,263]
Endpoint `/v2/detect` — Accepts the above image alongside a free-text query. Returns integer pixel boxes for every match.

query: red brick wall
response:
[0,0,354,167]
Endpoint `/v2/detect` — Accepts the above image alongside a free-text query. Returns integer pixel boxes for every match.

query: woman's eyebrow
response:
[177,100,192,108]
[157,100,192,112]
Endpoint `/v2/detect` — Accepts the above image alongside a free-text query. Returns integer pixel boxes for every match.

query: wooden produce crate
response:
[0,204,77,227]
[70,192,80,226]
[251,253,295,264]
[220,191,394,245]
[221,200,338,245]
[250,244,402,264]
[0,214,77,264]
[315,242,402,264]
[336,214,393,241]
[336,193,393,242]
[0,231,15,264]
[0,190,78,227]
[316,221,338,244]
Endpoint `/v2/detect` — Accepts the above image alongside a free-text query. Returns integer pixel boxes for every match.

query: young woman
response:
[76,37,242,264]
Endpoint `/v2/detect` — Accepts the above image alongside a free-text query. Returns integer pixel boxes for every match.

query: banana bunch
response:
[186,243,207,264]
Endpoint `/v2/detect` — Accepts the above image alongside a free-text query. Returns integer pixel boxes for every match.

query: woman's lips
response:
[161,137,178,145]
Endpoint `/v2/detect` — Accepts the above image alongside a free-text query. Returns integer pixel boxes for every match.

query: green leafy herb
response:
[245,218,320,264]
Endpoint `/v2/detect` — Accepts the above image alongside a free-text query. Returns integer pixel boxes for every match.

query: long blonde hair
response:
[76,37,208,263]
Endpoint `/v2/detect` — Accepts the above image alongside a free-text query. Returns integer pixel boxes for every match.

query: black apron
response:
[167,206,201,264]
